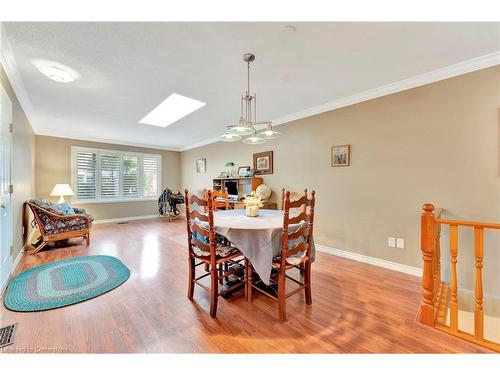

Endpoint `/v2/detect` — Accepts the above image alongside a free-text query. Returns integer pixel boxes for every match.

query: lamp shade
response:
[50,184,75,197]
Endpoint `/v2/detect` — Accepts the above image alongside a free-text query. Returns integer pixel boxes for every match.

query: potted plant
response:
[243,191,263,217]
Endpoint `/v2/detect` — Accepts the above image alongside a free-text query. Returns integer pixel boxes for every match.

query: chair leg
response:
[218,263,223,285]
[247,263,253,302]
[278,268,287,322]
[187,256,195,300]
[29,240,47,255]
[224,261,229,283]
[244,258,248,300]
[304,261,312,305]
[210,266,219,317]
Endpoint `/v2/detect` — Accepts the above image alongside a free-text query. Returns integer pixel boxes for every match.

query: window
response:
[72,146,161,203]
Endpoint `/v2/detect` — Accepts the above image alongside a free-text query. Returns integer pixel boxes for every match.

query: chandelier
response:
[220,53,281,144]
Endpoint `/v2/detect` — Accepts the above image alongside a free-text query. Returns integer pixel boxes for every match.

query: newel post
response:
[420,203,436,326]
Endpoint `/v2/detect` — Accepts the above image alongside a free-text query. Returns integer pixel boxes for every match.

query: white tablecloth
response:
[213,209,314,284]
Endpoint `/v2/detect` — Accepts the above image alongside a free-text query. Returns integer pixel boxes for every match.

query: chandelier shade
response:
[220,133,242,142]
[242,135,266,145]
[257,123,281,139]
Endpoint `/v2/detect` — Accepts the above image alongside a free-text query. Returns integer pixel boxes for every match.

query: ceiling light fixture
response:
[221,53,280,144]
[140,93,206,128]
[32,59,79,83]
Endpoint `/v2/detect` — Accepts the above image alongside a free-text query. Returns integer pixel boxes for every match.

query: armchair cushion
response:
[55,202,75,215]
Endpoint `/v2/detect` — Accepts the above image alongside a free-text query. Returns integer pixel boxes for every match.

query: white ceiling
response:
[2,22,500,151]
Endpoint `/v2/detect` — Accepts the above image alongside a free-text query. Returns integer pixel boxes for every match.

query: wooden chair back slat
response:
[192,237,211,252]
[284,241,306,257]
[190,195,208,207]
[191,222,210,237]
[287,226,308,241]
[288,195,309,209]
[190,210,209,223]
[288,211,309,225]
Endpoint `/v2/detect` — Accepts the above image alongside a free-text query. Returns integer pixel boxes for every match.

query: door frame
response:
[0,83,13,292]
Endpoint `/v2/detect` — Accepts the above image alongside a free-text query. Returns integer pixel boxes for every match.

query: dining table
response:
[213,209,315,285]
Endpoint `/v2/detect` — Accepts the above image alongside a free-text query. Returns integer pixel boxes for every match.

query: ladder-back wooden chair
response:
[248,189,316,322]
[185,189,246,317]
[205,188,230,211]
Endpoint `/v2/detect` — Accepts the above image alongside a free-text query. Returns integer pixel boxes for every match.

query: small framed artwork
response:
[331,145,350,167]
[196,158,206,173]
[238,166,251,177]
[253,151,273,175]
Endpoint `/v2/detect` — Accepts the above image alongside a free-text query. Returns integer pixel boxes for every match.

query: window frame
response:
[71,146,162,204]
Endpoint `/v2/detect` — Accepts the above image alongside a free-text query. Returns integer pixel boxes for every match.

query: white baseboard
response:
[94,214,159,224]
[94,213,185,224]
[12,246,24,273]
[316,244,423,277]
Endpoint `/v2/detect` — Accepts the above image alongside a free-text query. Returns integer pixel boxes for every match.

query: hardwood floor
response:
[0,218,493,353]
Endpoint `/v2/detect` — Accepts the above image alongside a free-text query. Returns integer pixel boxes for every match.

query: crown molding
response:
[35,130,183,152]
[0,23,36,128]
[181,51,500,151]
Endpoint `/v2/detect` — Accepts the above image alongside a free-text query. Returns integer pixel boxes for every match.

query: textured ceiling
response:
[3,22,500,150]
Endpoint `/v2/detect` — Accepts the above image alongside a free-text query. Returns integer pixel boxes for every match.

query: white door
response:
[0,85,13,290]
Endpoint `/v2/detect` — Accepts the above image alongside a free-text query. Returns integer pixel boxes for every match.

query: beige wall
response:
[181,66,500,288]
[35,136,181,221]
[1,65,36,260]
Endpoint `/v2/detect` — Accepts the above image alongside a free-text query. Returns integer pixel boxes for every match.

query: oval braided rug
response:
[4,255,130,312]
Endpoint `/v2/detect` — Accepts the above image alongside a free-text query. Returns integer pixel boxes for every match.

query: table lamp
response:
[50,184,75,204]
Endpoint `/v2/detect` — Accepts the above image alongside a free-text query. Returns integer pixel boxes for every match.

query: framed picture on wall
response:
[196,158,206,173]
[253,151,273,175]
[331,145,350,167]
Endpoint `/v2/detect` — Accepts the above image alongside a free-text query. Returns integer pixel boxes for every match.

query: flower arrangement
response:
[243,191,263,217]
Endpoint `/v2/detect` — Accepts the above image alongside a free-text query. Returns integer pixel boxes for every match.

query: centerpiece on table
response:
[243,191,263,217]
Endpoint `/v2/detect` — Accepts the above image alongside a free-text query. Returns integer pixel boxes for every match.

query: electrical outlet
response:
[388,237,396,247]
[396,238,405,249]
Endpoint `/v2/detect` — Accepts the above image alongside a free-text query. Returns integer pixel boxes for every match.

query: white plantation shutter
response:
[142,155,160,198]
[100,154,120,198]
[72,147,161,202]
[75,151,97,200]
[122,155,139,197]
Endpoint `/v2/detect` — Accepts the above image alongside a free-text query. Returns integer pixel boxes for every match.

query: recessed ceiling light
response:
[32,59,79,83]
[139,93,206,128]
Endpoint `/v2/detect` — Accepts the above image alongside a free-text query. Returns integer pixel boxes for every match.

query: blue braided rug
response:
[4,255,130,312]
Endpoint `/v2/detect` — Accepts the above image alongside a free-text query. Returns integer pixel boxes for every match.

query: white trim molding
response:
[12,246,24,274]
[94,214,159,224]
[316,244,423,277]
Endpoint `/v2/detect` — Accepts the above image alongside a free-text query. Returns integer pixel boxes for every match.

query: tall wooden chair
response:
[185,189,246,317]
[248,189,316,322]
[205,188,230,211]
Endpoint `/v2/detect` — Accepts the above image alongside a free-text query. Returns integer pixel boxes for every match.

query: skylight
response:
[139,93,206,127]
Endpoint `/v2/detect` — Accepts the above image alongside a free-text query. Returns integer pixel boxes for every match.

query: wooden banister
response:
[449,224,459,332]
[420,203,436,326]
[474,226,484,340]
[419,203,499,352]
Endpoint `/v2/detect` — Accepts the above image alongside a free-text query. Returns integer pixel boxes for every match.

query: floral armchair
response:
[24,199,94,254]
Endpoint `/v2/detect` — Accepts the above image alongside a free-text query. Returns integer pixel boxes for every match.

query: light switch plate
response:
[397,238,405,249]
[388,237,396,247]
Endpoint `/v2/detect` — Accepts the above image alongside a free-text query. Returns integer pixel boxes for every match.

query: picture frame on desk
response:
[238,166,252,177]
